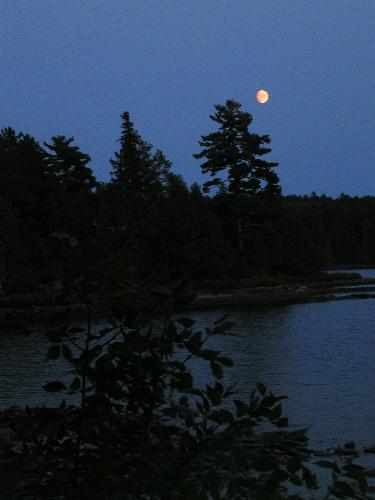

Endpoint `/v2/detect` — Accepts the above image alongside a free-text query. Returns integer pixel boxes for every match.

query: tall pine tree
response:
[194,100,280,253]
[194,99,280,196]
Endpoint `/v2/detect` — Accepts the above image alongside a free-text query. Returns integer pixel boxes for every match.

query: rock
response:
[314,449,337,457]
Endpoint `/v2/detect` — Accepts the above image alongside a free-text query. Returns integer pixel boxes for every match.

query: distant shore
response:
[1,272,375,325]
[187,275,375,310]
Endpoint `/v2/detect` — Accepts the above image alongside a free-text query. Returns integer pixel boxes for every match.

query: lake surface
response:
[2,268,375,451]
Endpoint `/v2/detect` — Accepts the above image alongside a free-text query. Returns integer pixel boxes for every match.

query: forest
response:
[0,100,375,298]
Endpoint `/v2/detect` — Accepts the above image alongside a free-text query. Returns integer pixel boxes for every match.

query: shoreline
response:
[187,277,375,310]
[1,275,375,325]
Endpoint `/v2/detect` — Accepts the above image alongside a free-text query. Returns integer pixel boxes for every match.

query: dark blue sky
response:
[1,1,374,196]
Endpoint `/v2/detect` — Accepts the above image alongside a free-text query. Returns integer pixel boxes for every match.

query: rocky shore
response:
[0,292,87,326]
[1,274,375,324]
[189,277,375,310]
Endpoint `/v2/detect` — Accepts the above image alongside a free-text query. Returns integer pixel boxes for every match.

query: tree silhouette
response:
[44,136,96,192]
[194,99,280,196]
[194,99,280,252]
[110,112,170,200]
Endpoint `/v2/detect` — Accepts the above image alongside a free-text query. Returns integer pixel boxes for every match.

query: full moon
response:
[256,89,269,104]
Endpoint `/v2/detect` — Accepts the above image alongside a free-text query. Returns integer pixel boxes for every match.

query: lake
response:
[1,268,375,451]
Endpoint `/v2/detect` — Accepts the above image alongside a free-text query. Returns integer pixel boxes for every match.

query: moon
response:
[256,89,269,104]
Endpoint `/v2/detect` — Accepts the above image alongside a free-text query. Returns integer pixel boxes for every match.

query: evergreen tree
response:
[194,99,280,196]
[44,136,96,192]
[110,112,170,199]
[107,113,172,282]
[194,99,280,254]
[150,149,172,197]
[0,128,63,290]
[43,135,97,246]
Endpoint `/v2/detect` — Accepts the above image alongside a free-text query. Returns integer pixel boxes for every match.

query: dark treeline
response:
[1,100,375,295]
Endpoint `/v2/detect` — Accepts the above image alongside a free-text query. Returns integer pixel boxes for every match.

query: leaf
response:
[172,371,193,391]
[212,321,236,334]
[315,461,340,473]
[335,481,356,496]
[198,349,218,361]
[209,409,234,425]
[70,377,81,391]
[302,466,317,489]
[286,428,309,441]
[176,317,195,328]
[43,381,67,392]
[217,356,233,367]
[270,404,282,421]
[257,382,267,395]
[47,344,60,360]
[214,314,229,324]
[189,331,202,346]
[210,361,223,379]
[234,400,249,417]
[206,383,222,406]
[62,343,73,362]
[98,327,114,336]
[343,463,365,473]
[289,476,303,486]
[276,417,289,427]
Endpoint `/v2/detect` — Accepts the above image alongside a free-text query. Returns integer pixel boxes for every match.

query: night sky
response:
[1,1,374,196]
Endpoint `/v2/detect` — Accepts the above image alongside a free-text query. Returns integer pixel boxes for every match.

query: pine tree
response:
[194,99,280,253]
[110,112,171,198]
[194,99,280,196]
[109,112,171,220]
[44,136,96,192]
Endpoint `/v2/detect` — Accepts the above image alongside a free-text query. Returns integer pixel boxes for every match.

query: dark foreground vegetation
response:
[1,101,375,497]
[1,293,373,499]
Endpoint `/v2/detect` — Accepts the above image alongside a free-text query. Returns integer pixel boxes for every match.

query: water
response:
[2,271,375,451]
[190,301,375,449]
